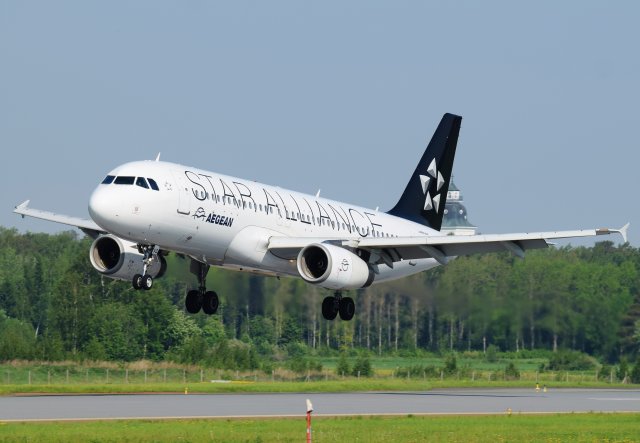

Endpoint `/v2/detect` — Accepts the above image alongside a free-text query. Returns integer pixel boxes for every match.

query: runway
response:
[1,389,640,421]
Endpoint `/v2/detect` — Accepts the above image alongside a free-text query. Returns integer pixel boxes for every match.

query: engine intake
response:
[89,235,166,281]
[297,243,373,290]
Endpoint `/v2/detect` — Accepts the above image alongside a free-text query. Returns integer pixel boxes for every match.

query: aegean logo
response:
[192,207,207,220]
[193,207,234,227]
[419,158,445,213]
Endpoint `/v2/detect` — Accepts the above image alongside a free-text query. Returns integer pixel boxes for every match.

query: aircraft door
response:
[173,171,191,215]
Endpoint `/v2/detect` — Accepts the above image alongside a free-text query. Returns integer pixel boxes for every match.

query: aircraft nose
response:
[88,186,119,229]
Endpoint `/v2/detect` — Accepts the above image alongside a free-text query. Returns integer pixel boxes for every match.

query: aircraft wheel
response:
[202,291,219,315]
[339,297,355,321]
[141,274,153,290]
[322,296,338,321]
[132,274,143,290]
[185,290,202,314]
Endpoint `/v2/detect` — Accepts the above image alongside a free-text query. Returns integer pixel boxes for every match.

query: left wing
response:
[13,200,105,238]
[268,224,629,266]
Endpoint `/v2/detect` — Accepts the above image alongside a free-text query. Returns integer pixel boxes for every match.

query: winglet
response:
[15,200,30,211]
[596,222,630,243]
[618,222,630,243]
[155,152,161,162]
[15,200,31,218]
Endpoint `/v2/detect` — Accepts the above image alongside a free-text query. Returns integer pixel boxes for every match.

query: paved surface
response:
[1,389,640,421]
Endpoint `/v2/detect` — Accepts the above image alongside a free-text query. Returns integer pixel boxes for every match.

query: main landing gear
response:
[322,291,355,321]
[132,244,160,291]
[185,259,219,315]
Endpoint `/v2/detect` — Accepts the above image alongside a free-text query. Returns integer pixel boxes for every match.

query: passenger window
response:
[114,176,135,185]
[147,178,159,191]
[102,175,115,185]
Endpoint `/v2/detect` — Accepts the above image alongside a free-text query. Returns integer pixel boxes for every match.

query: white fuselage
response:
[88,160,441,284]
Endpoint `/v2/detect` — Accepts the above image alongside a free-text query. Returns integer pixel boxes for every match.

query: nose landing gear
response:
[132,244,160,291]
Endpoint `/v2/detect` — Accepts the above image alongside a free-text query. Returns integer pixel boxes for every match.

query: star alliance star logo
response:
[419,158,445,213]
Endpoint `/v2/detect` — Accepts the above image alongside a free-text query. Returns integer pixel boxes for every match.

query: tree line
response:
[0,227,638,368]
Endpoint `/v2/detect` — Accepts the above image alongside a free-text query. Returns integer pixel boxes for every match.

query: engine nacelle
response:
[296,243,374,290]
[89,235,166,281]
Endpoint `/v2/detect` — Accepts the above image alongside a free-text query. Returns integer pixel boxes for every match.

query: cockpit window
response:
[102,175,115,184]
[147,178,159,191]
[114,176,135,185]
[136,177,149,189]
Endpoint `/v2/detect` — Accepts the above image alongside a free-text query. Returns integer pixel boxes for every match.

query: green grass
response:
[1,413,639,442]
[0,359,631,395]
[0,377,634,396]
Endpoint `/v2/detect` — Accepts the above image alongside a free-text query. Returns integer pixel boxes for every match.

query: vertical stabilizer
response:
[387,113,462,230]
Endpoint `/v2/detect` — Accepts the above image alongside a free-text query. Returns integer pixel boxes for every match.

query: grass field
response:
[2,377,635,396]
[0,357,633,395]
[1,413,639,442]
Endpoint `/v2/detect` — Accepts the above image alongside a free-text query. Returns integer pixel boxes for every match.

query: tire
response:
[185,290,202,314]
[142,274,153,290]
[132,274,143,290]
[202,291,219,315]
[322,296,338,321]
[339,297,355,321]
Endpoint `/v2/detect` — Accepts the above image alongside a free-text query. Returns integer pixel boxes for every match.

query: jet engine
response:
[89,234,166,281]
[296,243,374,290]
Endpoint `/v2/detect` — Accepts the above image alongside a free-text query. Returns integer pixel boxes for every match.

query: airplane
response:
[14,113,629,321]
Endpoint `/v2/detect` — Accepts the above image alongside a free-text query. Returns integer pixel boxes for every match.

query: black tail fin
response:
[387,113,462,231]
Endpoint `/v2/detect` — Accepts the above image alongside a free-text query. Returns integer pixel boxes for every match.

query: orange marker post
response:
[306,399,313,443]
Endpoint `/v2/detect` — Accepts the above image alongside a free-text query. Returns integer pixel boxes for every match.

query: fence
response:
[0,365,631,386]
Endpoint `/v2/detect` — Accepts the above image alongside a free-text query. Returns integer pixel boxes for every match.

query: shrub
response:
[351,354,372,377]
[630,360,640,384]
[396,365,439,378]
[336,353,350,377]
[547,350,597,371]
[286,342,308,358]
[288,357,322,374]
[599,364,612,381]
[617,358,629,382]
[443,353,457,375]
[485,345,499,363]
[504,362,520,380]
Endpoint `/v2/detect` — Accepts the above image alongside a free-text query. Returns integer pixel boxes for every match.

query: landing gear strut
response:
[322,291,355,321]
[132,244,160,291]
[185,259,219,315]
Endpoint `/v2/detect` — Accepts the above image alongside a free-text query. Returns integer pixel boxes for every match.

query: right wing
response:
[354,225,629,264]
[268,224,629,266]
[14,200,105,238]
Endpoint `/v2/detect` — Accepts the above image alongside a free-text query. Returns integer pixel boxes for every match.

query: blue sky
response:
[1,1,638,245]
